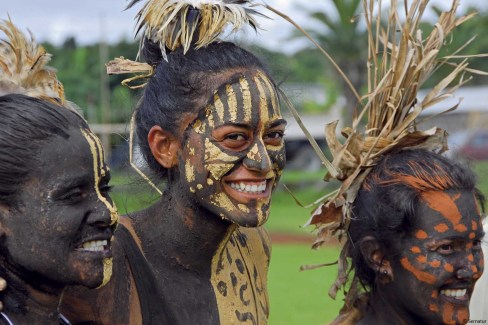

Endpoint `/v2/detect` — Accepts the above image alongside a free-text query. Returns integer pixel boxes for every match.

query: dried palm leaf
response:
[269,0,485,309]
[127,0,264,60]
[0,18,65,105]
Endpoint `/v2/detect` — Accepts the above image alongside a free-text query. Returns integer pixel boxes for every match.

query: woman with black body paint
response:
[0,21,118,325]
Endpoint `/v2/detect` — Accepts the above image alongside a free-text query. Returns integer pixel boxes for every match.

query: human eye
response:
[221,132,250,150]
[473,239,483,250]
[436,243,454,255]
[264,130,285,146]
[58,188,87,204]
[98,178,113,198]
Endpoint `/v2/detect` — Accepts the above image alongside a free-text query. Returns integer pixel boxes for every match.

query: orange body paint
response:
[434,223,449,233]
[415,230,428,239]
[400,257,437,284]
[421,191,461,226]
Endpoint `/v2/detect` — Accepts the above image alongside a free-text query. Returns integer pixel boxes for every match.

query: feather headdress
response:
[0,18,65,105]
[270,0,487,310]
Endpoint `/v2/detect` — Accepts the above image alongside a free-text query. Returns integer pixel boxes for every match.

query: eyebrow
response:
[268,119,287,128]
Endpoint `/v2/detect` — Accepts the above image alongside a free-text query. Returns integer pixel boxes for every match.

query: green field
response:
[110,161,488,325]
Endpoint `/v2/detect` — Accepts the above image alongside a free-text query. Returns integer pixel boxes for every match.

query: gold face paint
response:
[179,69,286,227]
[80,128,119,287]
[226,84,238,122]
[239,77,252,123]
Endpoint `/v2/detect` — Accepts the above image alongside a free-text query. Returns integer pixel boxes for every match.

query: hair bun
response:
[141,38,165,67]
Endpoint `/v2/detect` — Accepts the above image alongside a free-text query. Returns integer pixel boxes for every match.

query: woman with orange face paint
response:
[59,1,286,324]
[298,1,487,324]
[0,20,118,324]
[329,150,485,324]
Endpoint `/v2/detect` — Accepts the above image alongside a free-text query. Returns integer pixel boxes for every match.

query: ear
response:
[359,236,393,283]
[147,126,180,169]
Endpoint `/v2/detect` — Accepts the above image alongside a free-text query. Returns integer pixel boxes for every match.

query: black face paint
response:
[2,127,118,289]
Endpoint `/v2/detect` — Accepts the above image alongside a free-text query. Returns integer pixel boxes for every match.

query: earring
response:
[383,270,388,276]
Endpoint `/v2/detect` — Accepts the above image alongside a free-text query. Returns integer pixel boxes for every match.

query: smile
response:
[229,180,267,194]
[76,239,110,253]
[440,288,469,301]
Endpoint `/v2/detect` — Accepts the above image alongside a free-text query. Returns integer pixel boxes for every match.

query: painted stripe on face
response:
[80,128,119,288]
[421,191,463,229]
[81,129,119,225]
[400,257,437,284]
[226,84,238,122]
[253,74,269,123]
[256,70,279,119]
[239,77,252,123]
[213,93,225,123]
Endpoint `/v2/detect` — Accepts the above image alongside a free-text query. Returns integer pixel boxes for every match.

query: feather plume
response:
[0,18,65,105]
[127,0,264,60]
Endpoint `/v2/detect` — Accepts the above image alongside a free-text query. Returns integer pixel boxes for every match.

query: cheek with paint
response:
[81,128,119,287]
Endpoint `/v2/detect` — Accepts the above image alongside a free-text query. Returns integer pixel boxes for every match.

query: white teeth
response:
[440,289,467,298]
[229,181,267,194]
[80,240,108,252]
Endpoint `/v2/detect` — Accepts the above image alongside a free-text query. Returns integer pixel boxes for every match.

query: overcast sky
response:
[2,1,487,53]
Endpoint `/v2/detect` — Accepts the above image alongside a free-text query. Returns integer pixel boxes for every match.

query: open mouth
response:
[76,238,111,254]
[223,178,273,203]
[439,287,470,303]
[228,180,267,194]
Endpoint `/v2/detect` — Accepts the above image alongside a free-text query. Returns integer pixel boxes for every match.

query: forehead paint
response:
[421,191,463,229]
[256,70,280,119]
[434,223,449,233]
[80,129,119,287]
[253,74,270,122]
[239,77,252,122]
[226,84,238,122]
[213,93,225,122]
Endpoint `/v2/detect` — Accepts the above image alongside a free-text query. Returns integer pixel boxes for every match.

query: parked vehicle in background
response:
[448,129,488,160]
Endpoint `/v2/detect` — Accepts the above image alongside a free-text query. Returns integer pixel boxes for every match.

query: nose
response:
[243,141,272,173]
[456,252,484,280]
[87,197,119,230]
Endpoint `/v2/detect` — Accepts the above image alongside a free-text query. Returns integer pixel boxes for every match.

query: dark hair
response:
[136,39,273,179]
[0,94,89,206]
[347,149,485,289]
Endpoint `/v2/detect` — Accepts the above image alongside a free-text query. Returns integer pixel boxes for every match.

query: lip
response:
[222,177,274,204]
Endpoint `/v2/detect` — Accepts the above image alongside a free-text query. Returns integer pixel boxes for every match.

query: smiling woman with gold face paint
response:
[329,150,485,325]
[60,10,286,323]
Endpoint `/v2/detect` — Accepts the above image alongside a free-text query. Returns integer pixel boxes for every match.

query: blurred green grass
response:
[109,161,488,324]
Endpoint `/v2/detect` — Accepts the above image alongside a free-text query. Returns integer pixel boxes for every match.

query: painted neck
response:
[141,189,237,272]
[360,289,411,325]
[0,262,63,325]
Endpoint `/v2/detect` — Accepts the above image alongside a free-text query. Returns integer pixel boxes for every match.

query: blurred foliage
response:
[42,4,488,125]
